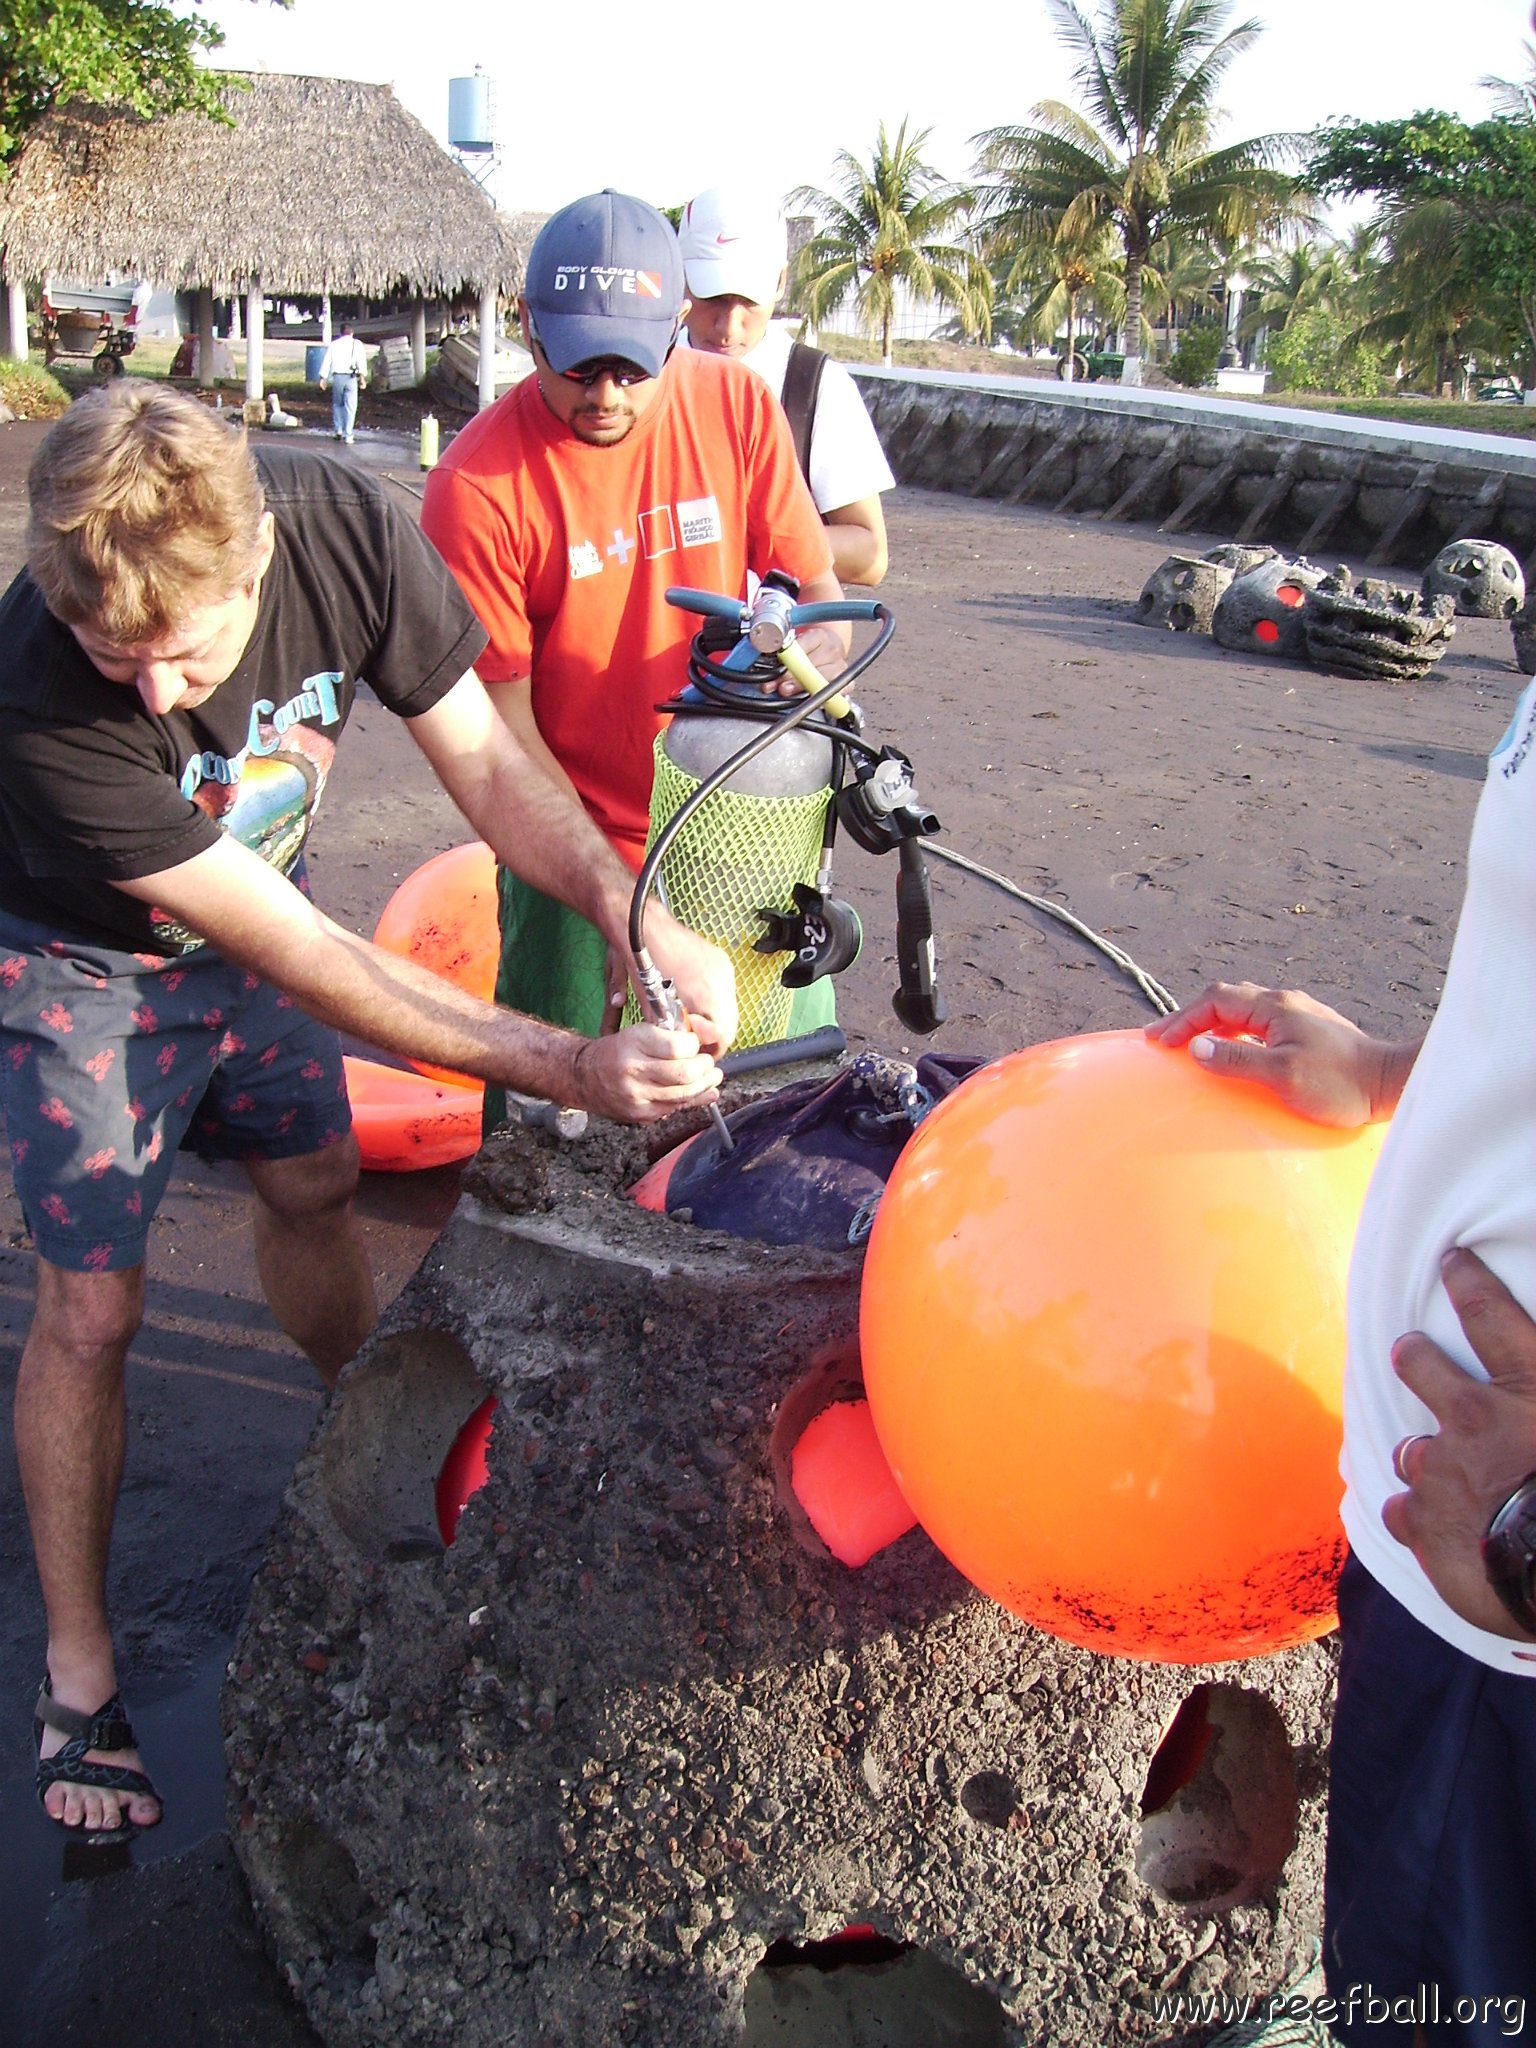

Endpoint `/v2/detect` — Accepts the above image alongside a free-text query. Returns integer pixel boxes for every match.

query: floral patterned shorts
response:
[0,906,349,1273]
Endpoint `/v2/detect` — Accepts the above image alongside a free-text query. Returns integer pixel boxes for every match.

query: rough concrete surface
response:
[0,412,1524,2045]
[227,1121,1337,2048]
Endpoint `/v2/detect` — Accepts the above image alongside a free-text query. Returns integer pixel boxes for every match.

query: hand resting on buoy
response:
[1145,978,1420,1127]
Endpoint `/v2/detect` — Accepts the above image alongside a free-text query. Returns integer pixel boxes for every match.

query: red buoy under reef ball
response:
[342,1056,482,1173]
[859,1030,1386,1663]
[436,1396,499,1545]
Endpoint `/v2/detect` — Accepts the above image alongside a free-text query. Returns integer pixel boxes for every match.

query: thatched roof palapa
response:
[0,72,526,297]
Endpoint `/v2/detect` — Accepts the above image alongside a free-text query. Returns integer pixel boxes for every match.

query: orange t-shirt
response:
[420,349,834,856]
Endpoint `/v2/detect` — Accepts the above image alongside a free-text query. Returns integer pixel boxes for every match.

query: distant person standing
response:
[318,320,370,444]
[678,187,894,587]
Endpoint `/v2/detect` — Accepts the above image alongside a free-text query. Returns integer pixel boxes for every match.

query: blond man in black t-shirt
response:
[1,384,736,1839]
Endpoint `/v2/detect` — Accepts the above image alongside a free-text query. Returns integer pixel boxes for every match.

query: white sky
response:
[198,0,1534,218]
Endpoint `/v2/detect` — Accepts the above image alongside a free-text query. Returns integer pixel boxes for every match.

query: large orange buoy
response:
[343,1056,483,1173]
[860,1030,1386,1663]
[372,842,498,1087]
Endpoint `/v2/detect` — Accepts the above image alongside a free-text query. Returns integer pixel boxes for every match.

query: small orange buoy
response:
[372,842,499,1087]
[790,1399,918,1567]
[343,1056,483,1173]
[436,1395,498,1545]
[860,1030,1386,1663]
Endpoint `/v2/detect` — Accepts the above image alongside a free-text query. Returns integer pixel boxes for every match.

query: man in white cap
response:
[422,189,847,1111]
[678,186,894,588]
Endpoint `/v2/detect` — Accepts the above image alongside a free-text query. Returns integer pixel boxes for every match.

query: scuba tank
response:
[625,574,862,1047]
[625,577,943,1052]
[644,701,837,1048]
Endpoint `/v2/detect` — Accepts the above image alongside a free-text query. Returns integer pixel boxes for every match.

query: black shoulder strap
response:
[780,342,828,487]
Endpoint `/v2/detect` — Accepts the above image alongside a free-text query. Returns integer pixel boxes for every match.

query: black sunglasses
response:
[526,315,675,388]
[555,355,653,388]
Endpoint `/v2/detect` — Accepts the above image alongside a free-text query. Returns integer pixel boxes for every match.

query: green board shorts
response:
[485,868,835,1133]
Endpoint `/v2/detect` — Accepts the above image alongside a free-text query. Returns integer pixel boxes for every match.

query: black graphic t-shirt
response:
[0,443,487,953]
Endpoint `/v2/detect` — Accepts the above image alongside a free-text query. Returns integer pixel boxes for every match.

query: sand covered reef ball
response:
[860,1030,1385,1664]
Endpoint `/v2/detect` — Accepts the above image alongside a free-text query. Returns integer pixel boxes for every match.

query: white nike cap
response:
[678,186,788,309]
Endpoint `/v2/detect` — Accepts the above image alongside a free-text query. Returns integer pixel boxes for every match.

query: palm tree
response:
[789,119,991,366]
[1141,231,1221,360]
[1481,44,1536,120]
[972,0,1300,383]
[994,227,1124,376]
[1354,195,1515,395]
[1237,237,1339,343]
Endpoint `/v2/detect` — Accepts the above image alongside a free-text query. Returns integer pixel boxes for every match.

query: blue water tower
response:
[448,71,494,156]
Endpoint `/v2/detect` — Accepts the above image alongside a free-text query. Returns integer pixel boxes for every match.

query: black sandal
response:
[34,1676,161,1834]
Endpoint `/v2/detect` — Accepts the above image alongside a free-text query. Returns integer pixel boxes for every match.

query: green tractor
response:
[1055,346,1125,383]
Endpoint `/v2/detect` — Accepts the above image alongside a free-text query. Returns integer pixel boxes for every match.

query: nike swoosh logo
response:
[715,234,740,244]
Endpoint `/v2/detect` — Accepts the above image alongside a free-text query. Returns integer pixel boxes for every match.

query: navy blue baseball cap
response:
[523,190,685,378]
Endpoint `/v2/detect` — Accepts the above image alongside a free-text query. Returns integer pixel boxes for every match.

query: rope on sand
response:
[927,842,1179,1018]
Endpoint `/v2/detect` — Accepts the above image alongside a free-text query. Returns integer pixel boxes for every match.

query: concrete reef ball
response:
[1135,545,1275,634]
[1304,573,1455,682]
[1211,555,1325,659]
[227,1115,1338,2048]
[1421,538,1525,620]
[860,1030,1386,1664]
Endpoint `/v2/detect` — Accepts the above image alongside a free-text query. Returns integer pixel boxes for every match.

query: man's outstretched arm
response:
[406,671,739,1053]
[110,836,721,1125]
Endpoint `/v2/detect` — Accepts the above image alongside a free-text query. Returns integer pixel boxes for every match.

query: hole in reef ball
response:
[959,1770,1019,1827]
[1136,1682,1298,1910]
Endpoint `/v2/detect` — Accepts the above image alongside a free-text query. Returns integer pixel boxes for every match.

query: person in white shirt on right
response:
[1146,674,1536,2039]
[317,321,370,445]
[678,187,894,587]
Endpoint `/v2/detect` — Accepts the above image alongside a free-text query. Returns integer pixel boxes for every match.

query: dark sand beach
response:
[0,411,1517,2044]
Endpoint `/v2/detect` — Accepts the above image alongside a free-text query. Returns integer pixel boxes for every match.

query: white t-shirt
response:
[1343,676,1536,1674]
[684,324,895,515]
[319,334,369,381]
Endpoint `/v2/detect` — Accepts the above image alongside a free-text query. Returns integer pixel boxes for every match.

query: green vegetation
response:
[0,355,68,417]
[1167,321,1222,387]
[789,120,991,366]
[775,1,1536,409]
[1251,390,1536,439]
[1263,306,1387,397]
[0,1,291,169]
[1307,113,1536,381]
[971,0,1301,379]
[978,230,1125,377]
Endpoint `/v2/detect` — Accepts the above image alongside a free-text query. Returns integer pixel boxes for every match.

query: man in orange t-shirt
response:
[422,190,844,1116]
